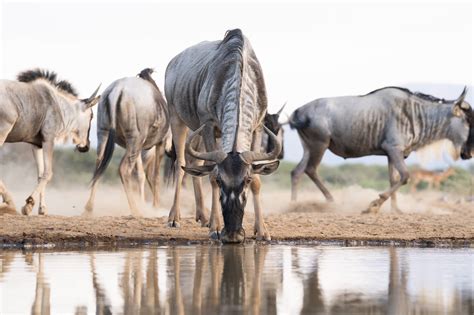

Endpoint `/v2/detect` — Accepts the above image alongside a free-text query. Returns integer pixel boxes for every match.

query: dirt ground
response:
[1,185,473,248]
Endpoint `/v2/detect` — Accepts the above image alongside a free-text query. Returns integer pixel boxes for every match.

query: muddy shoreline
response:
[2,209,473,249]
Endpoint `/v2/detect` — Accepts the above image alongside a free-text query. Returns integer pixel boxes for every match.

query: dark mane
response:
[364,86,451,104]
[137,68,159,90]
[17,68,78,97]
[218,29,245,57]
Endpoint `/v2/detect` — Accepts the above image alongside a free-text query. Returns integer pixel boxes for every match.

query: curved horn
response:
[276,102,287,116]
[456,86,470,110]
[241,125,282,164]
[186,124,227,163]
[85,84,101,102]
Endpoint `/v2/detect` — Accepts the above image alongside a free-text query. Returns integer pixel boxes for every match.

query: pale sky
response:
[1,0,473,167]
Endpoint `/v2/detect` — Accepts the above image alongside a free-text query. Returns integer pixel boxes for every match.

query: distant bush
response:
[262,161,474,195]
[2,145,473,195]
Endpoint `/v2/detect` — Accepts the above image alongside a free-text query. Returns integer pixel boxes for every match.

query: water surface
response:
[1,245,473,314]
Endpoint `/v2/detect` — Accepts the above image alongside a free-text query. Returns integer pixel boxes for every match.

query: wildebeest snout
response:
[221,227,245,244]
[77,144,90,153]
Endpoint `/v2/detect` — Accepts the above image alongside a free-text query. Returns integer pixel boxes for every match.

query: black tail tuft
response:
[289,109,309,130]
[163,141,177,186]
[91,129,116,185]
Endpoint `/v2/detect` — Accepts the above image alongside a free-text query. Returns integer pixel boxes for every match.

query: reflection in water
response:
[0,245,473,314]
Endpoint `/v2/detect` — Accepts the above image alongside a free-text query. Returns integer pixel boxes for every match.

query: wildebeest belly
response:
[5,119,43,146]
[328,138,386,158]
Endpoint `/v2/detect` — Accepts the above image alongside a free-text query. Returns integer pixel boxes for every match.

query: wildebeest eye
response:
[244,176,252,185]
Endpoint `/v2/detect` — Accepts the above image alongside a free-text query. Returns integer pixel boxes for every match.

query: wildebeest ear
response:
[182,164,215,177]
[252,160,280,175]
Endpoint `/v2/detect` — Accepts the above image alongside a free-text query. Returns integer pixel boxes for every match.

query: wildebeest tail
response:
[91,91,120,185]
[289,109,309,130]
[163,141,177,186]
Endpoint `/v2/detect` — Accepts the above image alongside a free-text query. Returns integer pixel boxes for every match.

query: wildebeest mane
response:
[216,29,246,151]
[364,86,452,104]
[17,68,78,97]
[137,68,159,90]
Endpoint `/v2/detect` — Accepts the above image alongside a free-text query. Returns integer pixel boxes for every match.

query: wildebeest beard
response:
[218,152,249,232]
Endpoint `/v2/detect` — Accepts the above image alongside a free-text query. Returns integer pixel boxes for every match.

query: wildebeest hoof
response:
[209,231,220,240]
[362,199,382,214]
[168,221,180,228]
[81,209,92,218]
[21,202,33,216]
[196,214,209,227]
[254,225,271,241]
[38,206,47,215]
[391,207,403,214]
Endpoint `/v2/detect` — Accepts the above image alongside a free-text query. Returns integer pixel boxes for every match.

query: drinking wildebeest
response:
[290,87,472,213]
[84,68,170,216]
[163,105,287,226]
[0,69,100,215]
[165,29,281,243]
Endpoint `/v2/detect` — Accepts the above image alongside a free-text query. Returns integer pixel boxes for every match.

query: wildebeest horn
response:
[186,124,227,163]
[456,86,470,109]
[241,125,282,163]
[276,102,287,116]
[85,84,101,103]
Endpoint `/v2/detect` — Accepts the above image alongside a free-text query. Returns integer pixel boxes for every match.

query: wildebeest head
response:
[450,87,473,160]
[182,125,281,244]
[264,103,286,159]
[72,85,101,152]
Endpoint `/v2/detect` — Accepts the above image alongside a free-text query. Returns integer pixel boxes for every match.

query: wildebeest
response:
[262,103,286,159]
[290,87,472,213]
[0,69,100,215]
[163,105,287,227]
[84,68,169,216]
[165,29,281,243]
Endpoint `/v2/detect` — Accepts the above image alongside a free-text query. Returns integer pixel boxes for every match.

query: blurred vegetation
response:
[1,144,473,195]
[263,160,474,196]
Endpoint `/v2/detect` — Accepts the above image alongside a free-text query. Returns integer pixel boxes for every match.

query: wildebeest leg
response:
[31,146,47,215]
[364,148,409,214]
[135,154,146,202]
[291,149,310,201]
[251,175,271,241]
[0,123,17,214]
[167,112,188,227]
[151,144,164,208]
[190,159,209,227]
[0,180,17,214]
[119,143,142,216]
[305,141,334,202]
[201,126,222,237]
[22,141,54,216]
[84,130,109,215]
[388,161,403,213]
[209,175,222,238]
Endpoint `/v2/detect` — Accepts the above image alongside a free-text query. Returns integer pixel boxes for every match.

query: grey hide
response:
[165,29,281,243]
[289,86,472,213]
[84,69,170,216]
[0,69,100,215]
